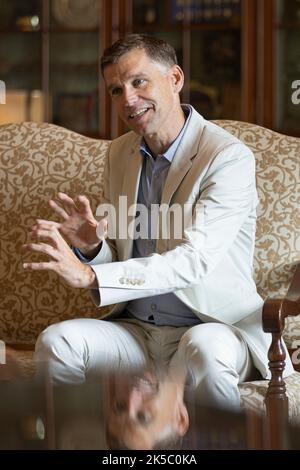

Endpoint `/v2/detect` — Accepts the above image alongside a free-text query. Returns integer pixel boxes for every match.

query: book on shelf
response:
[171,0,240,24]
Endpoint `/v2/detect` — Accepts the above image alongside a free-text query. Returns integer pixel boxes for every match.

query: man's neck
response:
[145,107,186,156]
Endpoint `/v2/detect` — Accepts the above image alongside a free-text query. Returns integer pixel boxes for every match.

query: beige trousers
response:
[35,317,253,410]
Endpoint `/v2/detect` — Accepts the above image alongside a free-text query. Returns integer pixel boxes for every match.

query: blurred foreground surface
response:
[0,362,299,450]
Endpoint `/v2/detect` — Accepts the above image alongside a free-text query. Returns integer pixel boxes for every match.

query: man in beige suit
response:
[23,35,293,422]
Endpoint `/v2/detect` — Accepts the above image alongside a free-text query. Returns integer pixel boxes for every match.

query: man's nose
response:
[123,86,138,107]
[128,388,143,420]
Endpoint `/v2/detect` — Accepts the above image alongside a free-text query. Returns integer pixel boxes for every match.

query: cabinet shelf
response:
[0,29,41,34]
[50,62,98,70]
[46,27,99,33]
[0,27,99,34]
[274,21,300,29]
[3,62,40,70]
[1,0,298,137]
[133,22,240,32]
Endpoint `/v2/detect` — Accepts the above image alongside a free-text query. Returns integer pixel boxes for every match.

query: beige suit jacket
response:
[87,106,294,378]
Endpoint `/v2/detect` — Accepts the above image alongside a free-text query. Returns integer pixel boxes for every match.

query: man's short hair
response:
[106,427,183,450]
[100,34,178,74]
[153,431,183,450]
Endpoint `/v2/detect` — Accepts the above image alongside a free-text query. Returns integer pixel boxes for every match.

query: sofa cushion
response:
[215,121,300,352]
[0,122,111,343]
[5,348,300,428]
[239,372,300,425]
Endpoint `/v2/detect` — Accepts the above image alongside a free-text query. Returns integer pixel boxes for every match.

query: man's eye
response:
[137,411,150,424]
[114,402,126,413]
[133,79,145,87]
[111,88,122,97]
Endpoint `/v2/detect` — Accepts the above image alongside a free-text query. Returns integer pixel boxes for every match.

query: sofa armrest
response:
[263,261,300,357]
[261,261,300,449]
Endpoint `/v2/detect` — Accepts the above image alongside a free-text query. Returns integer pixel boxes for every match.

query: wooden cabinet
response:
[0,0,299,138]
[132,0,243,124]
[102,0,258,138]
[249,0,300,136]
[0,0,102,136]
[274,0,300,135]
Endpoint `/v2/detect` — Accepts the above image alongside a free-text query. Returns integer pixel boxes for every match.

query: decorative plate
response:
[52,0,100,29]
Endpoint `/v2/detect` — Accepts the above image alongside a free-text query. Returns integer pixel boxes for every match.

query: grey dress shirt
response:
[126,106,200,326]
[76,105,201,326]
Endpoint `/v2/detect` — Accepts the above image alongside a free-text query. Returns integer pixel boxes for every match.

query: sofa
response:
[0,121,300,439]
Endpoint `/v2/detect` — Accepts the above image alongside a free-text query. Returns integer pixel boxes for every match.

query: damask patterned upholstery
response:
[214,121,300,351]
[0,122,111,343]
[239,373,300,425]
[0,120,299,420]
[214,120,300,420]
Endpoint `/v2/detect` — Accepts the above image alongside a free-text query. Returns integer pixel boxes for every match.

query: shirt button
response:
[151,303,157,311]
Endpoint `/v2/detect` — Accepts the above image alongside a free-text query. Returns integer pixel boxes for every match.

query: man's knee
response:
[177,323,244,372]
[177,324,243,408]
[179,324,222,358]
[35,320,82,360]
[34,320,90,385]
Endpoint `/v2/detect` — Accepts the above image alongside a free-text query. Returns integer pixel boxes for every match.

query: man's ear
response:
[170,65,184,93]
[174,401,189,436]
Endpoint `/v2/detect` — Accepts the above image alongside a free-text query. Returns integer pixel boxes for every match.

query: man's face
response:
[103,48,183,139]
[106,371,187,450]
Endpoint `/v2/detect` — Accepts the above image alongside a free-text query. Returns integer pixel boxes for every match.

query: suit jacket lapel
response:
[120,108,206,258]
[121,135,143,260]
[161,108,205,207]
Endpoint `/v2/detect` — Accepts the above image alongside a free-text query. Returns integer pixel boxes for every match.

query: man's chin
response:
[125,118,154,137]
[129,124,150,137]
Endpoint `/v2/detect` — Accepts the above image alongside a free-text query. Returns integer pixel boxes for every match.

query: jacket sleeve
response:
[78,142,118,266]
[90,143,258,306]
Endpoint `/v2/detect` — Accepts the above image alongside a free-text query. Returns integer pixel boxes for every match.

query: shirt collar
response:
[140,105,192,163]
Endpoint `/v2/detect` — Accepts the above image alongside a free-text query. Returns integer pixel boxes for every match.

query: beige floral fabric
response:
[215,121,300,349]
[0,120,299,348]
[239,372,300,425]
[0,120,299,428]
[0,122,111,343]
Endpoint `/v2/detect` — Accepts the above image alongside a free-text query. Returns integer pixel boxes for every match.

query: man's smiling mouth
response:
[129,107,152,119]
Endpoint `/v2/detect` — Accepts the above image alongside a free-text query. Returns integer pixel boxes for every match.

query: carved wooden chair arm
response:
[261,261,300,448]
[263,261,300,351]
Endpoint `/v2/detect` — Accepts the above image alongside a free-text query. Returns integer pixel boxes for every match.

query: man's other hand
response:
[44,192,107,253]
[22,222,97,289]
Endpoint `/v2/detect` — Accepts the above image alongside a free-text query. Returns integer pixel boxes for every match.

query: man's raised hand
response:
[45,192,107,254]
[22,222,97,288]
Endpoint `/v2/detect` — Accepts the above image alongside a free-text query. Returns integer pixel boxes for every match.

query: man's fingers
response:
[49,199,69,220]
[30,227,63,248]
[76,195,94,217]
[96,218,108,239]
[23,242,58,259]
[31,227,56,237]
[23,261,56,271]
[33,220,61,234]
[57,192,79,214]
[36,219,61,229]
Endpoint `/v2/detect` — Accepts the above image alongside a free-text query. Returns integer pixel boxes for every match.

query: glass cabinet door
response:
[0,0,43,125]
[49,0,101,136]
[49,32,100,135]
[275,0,300,134]
[0,0,102,136]
[189,26,241,120]
[131,0,242,121]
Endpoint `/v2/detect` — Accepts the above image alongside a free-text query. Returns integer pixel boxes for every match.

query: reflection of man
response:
[106,367,188,450]
[23,35,293,409]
